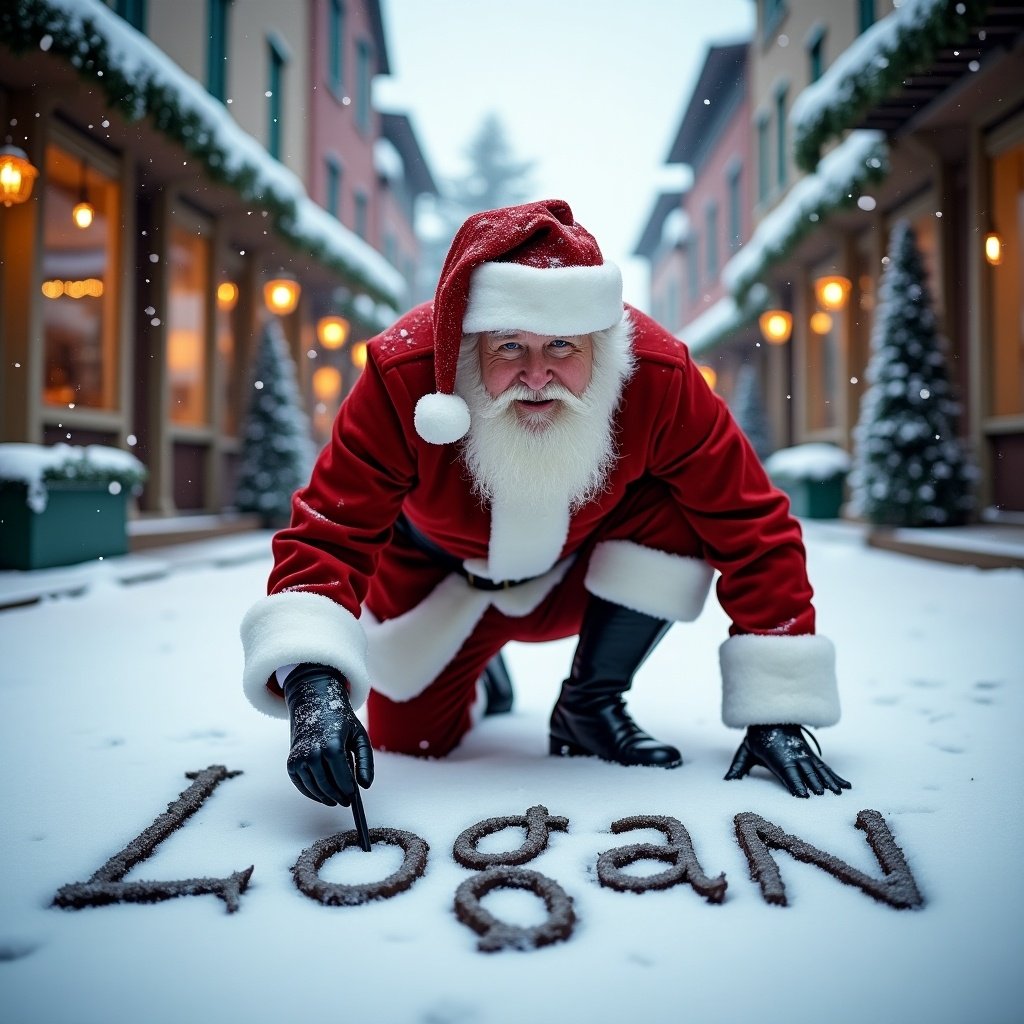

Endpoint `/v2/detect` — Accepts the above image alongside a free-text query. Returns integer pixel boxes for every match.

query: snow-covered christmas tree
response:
[730,362,774,462]
[849,219,976,526]
[234,319,316,527]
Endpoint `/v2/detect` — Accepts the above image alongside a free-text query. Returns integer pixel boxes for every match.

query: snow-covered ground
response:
[1,522,1021,1024]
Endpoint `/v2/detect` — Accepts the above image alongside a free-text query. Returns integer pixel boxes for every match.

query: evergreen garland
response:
[234,320,316,528]
[0,0,400,306]
[849,220,976,527]
[792,0,987,173]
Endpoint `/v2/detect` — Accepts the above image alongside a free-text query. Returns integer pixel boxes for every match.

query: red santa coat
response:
[240,304,840,732]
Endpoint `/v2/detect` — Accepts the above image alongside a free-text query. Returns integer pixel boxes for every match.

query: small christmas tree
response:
[234,319,316,527]
[849,219,976,526]
[730,362,774,461]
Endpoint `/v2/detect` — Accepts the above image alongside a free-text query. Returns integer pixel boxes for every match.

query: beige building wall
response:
[751,0,870,218]
[147,0,310,182]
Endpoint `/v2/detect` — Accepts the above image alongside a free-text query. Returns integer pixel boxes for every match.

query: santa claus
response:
[240,199,850,813]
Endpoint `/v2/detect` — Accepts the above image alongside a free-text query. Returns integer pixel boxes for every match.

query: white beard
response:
[453,317,636,580]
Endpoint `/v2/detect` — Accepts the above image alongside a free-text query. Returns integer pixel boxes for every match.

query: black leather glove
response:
[725,724,851,798]
[282,663,374,806]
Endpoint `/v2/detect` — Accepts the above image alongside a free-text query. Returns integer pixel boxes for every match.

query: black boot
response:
[481,651,514,716]
[549,597,681,768]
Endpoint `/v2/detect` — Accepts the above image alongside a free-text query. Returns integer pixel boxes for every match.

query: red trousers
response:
[366,479,705,757]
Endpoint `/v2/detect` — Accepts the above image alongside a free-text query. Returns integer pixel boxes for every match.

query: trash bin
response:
[763,443,851,519]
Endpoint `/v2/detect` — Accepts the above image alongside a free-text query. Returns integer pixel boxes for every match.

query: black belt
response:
[394,514,538,591]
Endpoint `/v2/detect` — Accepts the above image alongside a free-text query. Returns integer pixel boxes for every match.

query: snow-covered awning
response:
[722,131,888,303]
[1,0,406,306]
[789,0,985,172]
[677,284,768,356]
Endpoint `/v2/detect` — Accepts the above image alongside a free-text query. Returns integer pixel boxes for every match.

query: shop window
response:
[216,277,240,436]
[990,142,1024,417]
[167,222,210,427]
[40,144,119,410]
[807,260,839,432]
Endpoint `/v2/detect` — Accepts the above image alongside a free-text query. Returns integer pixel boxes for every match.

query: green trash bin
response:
[764,444,851,520]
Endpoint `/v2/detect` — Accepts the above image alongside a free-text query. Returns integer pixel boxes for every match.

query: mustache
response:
[477,382,588,419]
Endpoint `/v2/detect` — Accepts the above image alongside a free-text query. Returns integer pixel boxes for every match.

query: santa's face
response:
[477,331,593,431]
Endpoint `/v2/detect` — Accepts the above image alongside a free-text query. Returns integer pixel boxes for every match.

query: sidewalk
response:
[2,517,1021,613]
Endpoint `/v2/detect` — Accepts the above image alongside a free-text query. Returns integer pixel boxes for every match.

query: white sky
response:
[374,0,756,309]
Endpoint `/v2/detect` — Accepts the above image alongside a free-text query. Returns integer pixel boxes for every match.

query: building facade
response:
[0,0,436,521]
[640,0,1024,520]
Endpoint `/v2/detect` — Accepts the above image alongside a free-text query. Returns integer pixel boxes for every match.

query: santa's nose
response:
[519,350,553,391]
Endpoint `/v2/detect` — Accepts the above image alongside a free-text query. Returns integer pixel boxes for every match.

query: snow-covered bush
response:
[0,442,148,513]
[764,443,850,483]
[234,320,316,528]
[849,220,976,526]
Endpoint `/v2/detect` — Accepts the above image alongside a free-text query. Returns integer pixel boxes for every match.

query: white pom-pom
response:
[414,392,471,444]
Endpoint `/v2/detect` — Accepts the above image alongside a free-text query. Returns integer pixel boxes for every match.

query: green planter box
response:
[0,482,129,570]
[772,474,845,519]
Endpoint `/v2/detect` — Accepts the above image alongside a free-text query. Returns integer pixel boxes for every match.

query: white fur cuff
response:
[585,540,714,621]
[240,591,371,718]
[719,633,840,728]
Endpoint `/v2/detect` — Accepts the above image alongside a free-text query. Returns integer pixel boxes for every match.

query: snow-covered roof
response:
[678,283,768,356]
[722,130,888,302]
[11,0,405,305]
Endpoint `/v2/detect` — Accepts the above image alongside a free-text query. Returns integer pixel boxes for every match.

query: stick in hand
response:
[348,749,372,852]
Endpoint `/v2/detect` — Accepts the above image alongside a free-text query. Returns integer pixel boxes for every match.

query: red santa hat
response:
[414,198,624,445]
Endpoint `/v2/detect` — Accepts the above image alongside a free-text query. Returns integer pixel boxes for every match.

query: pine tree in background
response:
[235,319,317,527]
[849,219,976,526]
[730,362,774,461]
[414,113,535,302]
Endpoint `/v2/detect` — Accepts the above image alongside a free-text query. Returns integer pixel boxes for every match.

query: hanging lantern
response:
[809,310,833,334]
[814,275,852,311]
[697,364,717,390]
[317,315,350,349]
[217,281,239,311]
[312,365,343,402]
[350,341,368,369]
[72,158,95,229]
[758,309,793,345]
[0,144,38,206]
[984,230,1003,267]
[263,275,301,315]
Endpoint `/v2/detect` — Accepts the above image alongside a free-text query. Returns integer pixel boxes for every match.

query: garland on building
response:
[848,220,977,527]
[723,131,889,305]
[791,0,988,173]
[0,0,404,308]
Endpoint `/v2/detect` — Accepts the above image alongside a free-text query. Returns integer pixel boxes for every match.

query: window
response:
[685,237,700,304]
[328,0,345,93]
[216,275,240,436]
[356,39,372,134]
[775,87,788,190]
[807,262,840,432]
[705,202,719,279]
[757,115,770,203]
[114,0,146,32]
[761,0,787,41]
[354,189,368,239]
[988,141,1023,417]
[267,38,287,159]
[167,222,211,427]
[727,165,743,250]
[808,30,825,83]
[207,0,231,101]
[858,0,875,34]
[40,144,119,411]
[325,156,342,219]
